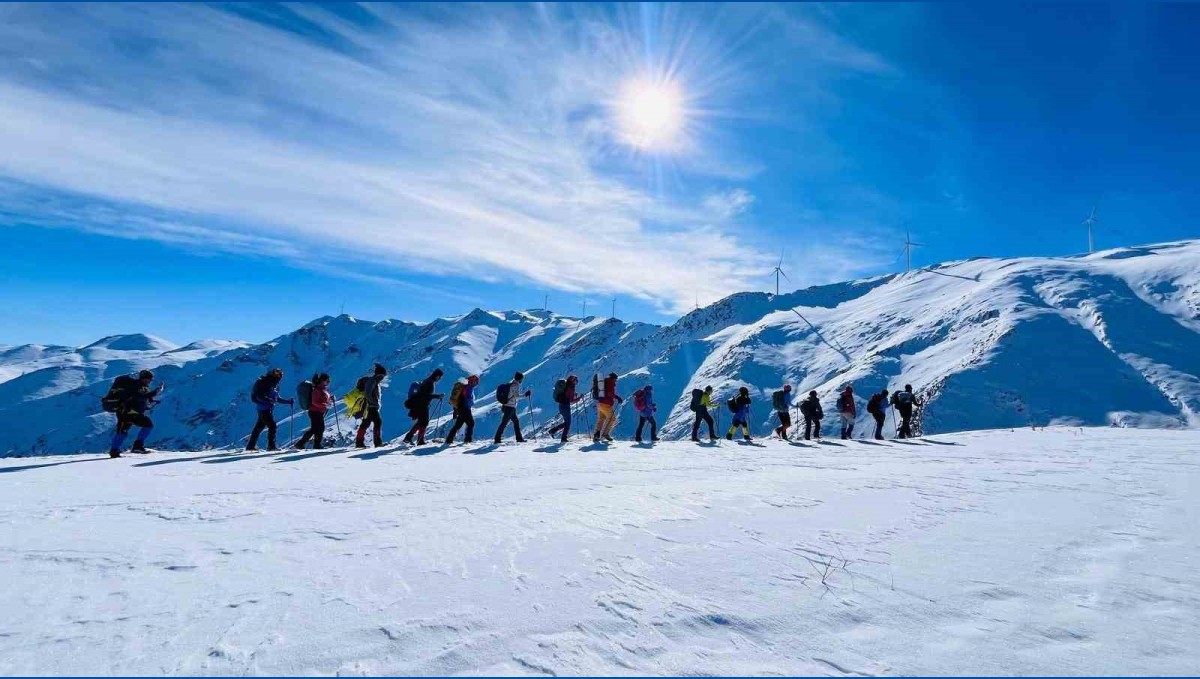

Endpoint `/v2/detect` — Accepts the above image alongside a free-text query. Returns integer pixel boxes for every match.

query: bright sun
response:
[615,78,686,152]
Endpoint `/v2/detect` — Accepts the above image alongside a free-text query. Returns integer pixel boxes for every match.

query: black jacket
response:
[800,395,823,419]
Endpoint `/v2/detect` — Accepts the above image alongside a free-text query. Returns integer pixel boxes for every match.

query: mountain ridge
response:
[2,240,1198,455]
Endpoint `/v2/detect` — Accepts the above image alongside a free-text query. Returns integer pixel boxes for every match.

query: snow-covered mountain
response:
[2,240,1198,456]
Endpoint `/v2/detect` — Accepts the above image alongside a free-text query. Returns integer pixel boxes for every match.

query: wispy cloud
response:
[0,3,893,314]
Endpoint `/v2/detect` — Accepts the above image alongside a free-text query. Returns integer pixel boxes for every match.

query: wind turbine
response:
[770,250,790,296]
[901,228,924,273]
[1082,206,1099,253]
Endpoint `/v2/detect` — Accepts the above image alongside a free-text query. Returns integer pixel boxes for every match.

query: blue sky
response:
[1,3,1197,346]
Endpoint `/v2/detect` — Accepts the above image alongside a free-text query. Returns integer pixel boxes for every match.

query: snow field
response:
[1,427,1197,675]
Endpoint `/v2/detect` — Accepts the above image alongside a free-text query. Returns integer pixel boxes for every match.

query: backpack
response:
[896,391,914,407]
[343,375,371,418]
[449,382,464,411]
[727,397,739,413]
[496,382,512,405]
[799,397,814,417]
[689,388,703,412]
[591,374,600,400]
[633,389,646,411]
[101,374,139,413]
[296,379,314,411]
[772,390,786,412]
[251,376,272,406]
[867,394,882,414]
[553,379,567,404]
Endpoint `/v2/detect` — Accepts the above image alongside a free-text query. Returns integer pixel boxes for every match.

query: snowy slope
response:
[2,240,1198,456]
[1,428,1197,675]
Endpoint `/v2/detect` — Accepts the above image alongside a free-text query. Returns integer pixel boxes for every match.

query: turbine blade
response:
[780,270,791,282]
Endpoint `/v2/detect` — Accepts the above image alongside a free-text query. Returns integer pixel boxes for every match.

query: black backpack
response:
[553,379,568,404]
[101,374,139,413]
[251,375,272,406]
[496,382,512,404]
[296,379,314,411]
[689,388,703,412]
[867,394,882,414]
[727,397,739,413]
[591,374,600,399]
[772,390,786,412]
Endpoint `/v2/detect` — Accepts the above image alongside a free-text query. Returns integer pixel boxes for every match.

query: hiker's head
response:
[374,363,387,376]
[514,371,525,382]
[905,384,913,392]
[269,368,283,380]
[809,390,818,398]
[783,384,792,392]
[705,386,713,393]
[467,375,479,385]
[739,386,749,396]
[138,369,154,384]
[431,368,444,381]
[317,373,330,386]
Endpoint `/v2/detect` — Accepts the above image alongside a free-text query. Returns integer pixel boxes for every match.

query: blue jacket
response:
[461,383,476,410]
[252,375,293,412]
[639,388,656,417]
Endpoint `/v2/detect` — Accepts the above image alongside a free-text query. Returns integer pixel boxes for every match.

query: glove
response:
[524,390,532,397]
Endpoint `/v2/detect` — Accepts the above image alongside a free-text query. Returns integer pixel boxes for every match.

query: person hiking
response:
[355,363,388,448]
[104,369,163,457]
[689,385,718,442]
[494,371,531,443]
[891,384,918,438]
[867,388,889,440]
[633,385,659,443]
[837,386,857,440]
[772,384,794,440]
[548,375,583,442]
[725,386,753,441]
[799,390,824,440]
[445,375,479,445]
[593,373,623,442]
[403,368,444,445]
[293,373,333,449]
[247,368,294,451]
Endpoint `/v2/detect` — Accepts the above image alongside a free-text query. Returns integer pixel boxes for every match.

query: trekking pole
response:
[890,408,898,437]
[289,402,295,445]
[432,396,446,440]
[334,403,342,438]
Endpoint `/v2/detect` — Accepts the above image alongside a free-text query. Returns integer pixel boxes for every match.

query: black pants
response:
[691,408,716,440]
[803,415,821,440]
[897,408,913,438]
[548,402,572,441]
[635,415,657,441]
[356,407,383,446]
[494,405,523,442]
[774,411,792,438]
[446,410,475,444]
[295,410,326,449]
[872,411,886,439]
[248,410,278,450]
[117,412,152,434]
[404,407,431,443]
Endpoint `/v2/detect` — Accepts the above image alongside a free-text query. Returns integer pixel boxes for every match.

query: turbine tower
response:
[1083,206,1099,254]
[770,250,790,296]
[901,228,924,273]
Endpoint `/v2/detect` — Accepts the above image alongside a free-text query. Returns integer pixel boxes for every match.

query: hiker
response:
[725,386,753,441]
[689,385,718,442]
[548,375,583,442]
[293,373,333,449]
[355,363,388,448]
[592,373,623,442]
[890,384,918,438]
[772,384,794,440]
[633,385,658,443]
[867,389,889,440]
[403,368,444,445]
[445,375,479,445]
[799,390,824,440]
[103,370,163,457]
[247,368,294,451]
[493,371,531,443]
[837,386,856,440]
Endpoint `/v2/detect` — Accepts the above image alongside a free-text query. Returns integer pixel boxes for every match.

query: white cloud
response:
[0,3,889,314]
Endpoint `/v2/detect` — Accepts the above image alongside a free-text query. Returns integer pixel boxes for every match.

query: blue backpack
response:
[496,382,511,404]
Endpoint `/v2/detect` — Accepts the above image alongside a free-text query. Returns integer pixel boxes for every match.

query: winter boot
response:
[109,449,122,458]
[725,433,733,440]
[690,436,700,442]
[131,441,148,453]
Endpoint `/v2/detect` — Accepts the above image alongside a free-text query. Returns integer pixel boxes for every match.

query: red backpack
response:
[633,389,646,411]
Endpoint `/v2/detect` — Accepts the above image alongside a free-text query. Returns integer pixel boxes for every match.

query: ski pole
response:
[432,395,446,440]
[289,402,295,445]
[334,403,342,437]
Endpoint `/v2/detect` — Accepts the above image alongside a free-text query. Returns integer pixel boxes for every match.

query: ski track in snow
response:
[1,427,1198,675]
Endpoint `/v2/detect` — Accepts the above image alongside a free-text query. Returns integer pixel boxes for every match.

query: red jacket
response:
[310,384,334,414]
[837,389,856,416]
[598,376,621,406]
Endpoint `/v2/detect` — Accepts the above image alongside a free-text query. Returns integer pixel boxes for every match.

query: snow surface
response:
[1,428,1197,675]
[2,240,1198,456]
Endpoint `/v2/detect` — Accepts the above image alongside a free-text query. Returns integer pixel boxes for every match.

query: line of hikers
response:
[100,364,922,456]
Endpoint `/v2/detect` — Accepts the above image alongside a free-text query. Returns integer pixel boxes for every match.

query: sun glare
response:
[615,78,686,153]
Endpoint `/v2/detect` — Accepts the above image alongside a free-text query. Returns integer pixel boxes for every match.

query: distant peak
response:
[82,333,177,353]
